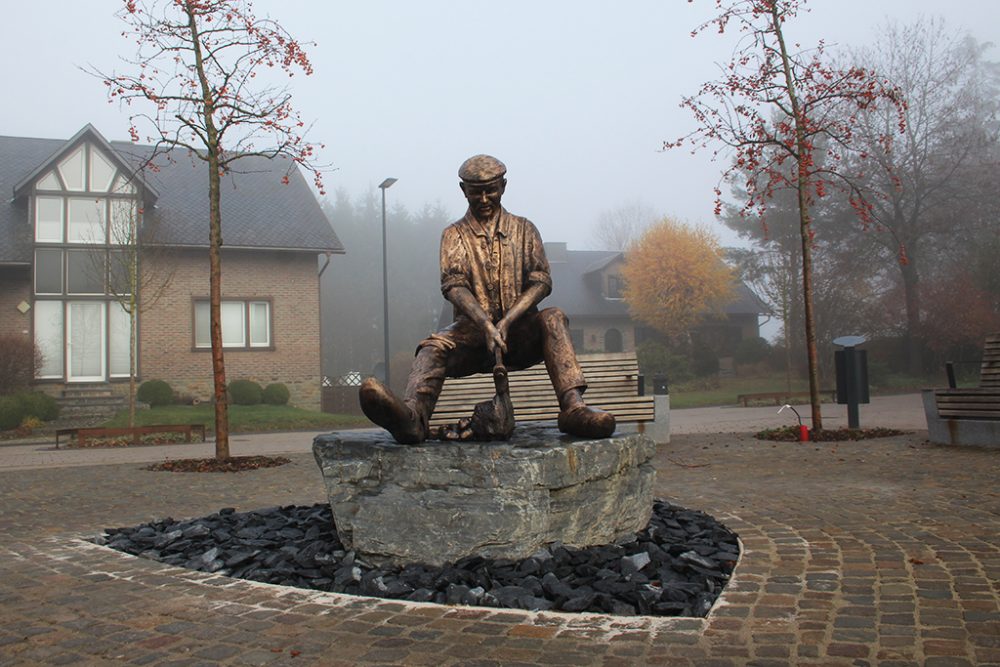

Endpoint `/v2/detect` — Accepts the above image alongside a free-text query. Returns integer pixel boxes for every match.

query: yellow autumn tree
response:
[622,219,735,339]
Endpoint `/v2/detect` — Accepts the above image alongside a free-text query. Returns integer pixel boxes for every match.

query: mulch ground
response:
[144,455,290,473]
[755,425,906,441]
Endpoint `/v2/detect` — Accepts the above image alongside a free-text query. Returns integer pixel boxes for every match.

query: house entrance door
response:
[66,301,106,382]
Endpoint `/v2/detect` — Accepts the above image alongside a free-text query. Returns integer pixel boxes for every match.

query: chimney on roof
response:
[544,241,568,263]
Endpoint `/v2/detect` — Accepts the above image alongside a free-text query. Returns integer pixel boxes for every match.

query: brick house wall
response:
[140,248,323,409]
[0,267,32,340]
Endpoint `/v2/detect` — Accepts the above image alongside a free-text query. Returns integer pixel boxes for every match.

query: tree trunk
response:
[208,155,229,460]
[128,288,137,430]
[798,205,823,431]
[900,259,922,375]
[772,3,823,431]
[781,288,792,394]
[188,6,229,459]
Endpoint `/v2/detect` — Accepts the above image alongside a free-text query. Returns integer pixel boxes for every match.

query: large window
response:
[194,300,272,349]
[34,248,116,295]
[31,141,141,382]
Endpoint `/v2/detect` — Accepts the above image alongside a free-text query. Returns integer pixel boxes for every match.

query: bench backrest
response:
[982,333,1000,388]
[430,352,653,427]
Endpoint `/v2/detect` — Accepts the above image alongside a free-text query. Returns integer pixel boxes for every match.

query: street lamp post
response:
[379,177,397,389]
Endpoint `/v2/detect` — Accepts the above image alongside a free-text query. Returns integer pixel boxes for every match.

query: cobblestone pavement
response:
[1,428,998,666]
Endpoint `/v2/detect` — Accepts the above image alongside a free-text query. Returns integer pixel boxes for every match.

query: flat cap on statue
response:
[458,154,507,183]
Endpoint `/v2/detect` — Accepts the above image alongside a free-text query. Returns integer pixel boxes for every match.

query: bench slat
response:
[934,332,1000,420]
[939,410,1000,419]
[430,353,652,428]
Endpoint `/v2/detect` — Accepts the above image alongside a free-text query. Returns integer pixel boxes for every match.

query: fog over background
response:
[4,1,998,250]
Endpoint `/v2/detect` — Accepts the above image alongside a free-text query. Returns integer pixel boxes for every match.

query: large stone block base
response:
[312,426,656,566]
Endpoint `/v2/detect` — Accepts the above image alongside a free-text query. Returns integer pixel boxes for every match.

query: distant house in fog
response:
[435,241,768,359]
[0,124,343,409]
[543,243,767,356]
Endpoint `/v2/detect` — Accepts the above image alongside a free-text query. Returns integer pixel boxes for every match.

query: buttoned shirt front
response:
[440,208,552,323]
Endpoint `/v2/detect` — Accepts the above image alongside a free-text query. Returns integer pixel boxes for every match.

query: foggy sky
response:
[3,1,998,249]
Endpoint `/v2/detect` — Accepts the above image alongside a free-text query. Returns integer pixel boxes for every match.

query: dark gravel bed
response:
[94,500,739,617]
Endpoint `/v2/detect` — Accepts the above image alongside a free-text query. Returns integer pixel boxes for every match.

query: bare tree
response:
[590,201,659,251]
[666,0,905,430]
[96,0,325,459]
[104,192,175,428]
[847,18,1000,373]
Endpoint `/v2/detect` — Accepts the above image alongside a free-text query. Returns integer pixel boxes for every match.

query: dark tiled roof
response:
[547,248,630,319]
[0,135,64,263]
[0,130,342,263]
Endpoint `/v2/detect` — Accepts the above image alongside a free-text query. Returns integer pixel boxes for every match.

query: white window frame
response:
[249,301,271,348]
[67,197,107,244]
[35,196,64,243]
[194,299,272,350]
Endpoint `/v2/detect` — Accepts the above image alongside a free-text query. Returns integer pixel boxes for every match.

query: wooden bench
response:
[737,389,837,407]
[430,352,655,430]
[55,424,207,449]
[923,333,1000,447]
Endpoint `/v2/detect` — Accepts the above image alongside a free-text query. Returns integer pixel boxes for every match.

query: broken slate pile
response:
[95,500,739,617]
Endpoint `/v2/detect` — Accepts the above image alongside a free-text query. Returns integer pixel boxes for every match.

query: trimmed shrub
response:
[636,341,694,386]
[0,395,24,431]
[229,379,263,405]
[137,379,174,407]
[0,334,42,395]
[262,383,290,406]
[14,391,59,421]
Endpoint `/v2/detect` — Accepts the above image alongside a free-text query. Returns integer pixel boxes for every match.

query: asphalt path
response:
[0,392,927,471]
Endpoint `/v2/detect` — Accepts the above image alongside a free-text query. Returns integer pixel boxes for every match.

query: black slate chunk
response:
[94,499,739,618]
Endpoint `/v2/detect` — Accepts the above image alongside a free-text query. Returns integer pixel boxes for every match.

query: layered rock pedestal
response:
[312,426,656,566]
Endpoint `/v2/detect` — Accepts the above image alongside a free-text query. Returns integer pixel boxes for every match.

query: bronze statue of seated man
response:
[360,154,615,444]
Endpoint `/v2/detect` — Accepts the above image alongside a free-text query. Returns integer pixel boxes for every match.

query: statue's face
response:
[461,179,506,221]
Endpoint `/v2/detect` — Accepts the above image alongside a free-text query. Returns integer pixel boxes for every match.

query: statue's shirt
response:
[440,208,552,323]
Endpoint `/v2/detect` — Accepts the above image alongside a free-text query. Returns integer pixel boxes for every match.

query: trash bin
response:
[833,336,870,429]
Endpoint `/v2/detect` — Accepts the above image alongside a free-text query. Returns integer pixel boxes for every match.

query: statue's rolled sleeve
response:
[524,221,552,296]
[527,270,552,290]
[439,226,470,297]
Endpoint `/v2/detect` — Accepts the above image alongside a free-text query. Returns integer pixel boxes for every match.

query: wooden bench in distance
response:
[55,424,207,449]
[924,333,1000,447]
[430,352,656,431]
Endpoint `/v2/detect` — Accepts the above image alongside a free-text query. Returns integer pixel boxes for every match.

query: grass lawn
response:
[101,403,371,433]
[667,375,810,409]
[665,371,937,409]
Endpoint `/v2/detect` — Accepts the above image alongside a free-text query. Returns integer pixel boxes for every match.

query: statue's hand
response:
[496,317,512,349]
[484,321,508,355]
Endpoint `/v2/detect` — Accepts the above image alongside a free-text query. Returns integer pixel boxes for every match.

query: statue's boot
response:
[359,377,426,444]
[557,388,616,439]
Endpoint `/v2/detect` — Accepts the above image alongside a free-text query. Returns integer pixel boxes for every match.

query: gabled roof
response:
[547,247,630,318]
[12,124,159,201]
[0,126,343,264]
